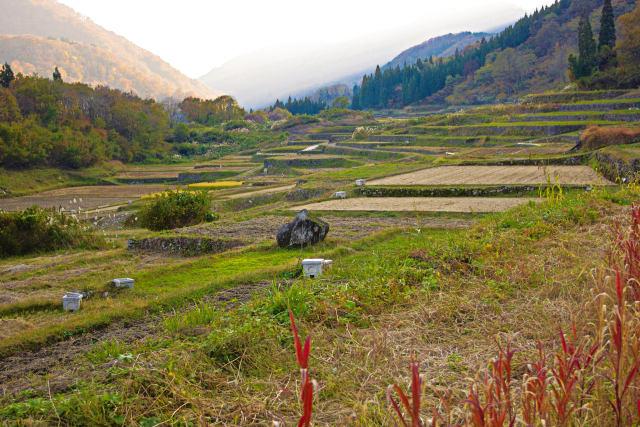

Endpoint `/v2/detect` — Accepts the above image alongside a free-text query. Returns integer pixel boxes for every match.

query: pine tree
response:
[599,0,616,49]
[52,66,62,82]
[0,62,14,88]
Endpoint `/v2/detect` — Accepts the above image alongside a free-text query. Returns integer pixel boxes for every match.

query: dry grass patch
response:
[581,125,640,150]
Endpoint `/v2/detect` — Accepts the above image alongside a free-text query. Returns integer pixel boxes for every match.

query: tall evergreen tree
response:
[0,62,14,88]
[569,12,597,79]
[52,66,62,82]
[599,0,616,49]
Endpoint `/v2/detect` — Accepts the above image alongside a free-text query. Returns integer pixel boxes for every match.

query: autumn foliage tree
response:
[0,74,172,169]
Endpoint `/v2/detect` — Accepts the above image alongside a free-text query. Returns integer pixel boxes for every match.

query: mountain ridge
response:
[0,0,222,100]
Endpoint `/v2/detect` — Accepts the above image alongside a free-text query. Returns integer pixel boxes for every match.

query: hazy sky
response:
[58,0,556,78]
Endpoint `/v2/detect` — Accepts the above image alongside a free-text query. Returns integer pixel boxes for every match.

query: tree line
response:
[271,96,327,116]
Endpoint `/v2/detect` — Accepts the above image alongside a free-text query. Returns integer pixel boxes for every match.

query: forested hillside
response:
[0,71,248,169]
[382,32,491,71]
[0,0,221,101]
[352,0,638,109]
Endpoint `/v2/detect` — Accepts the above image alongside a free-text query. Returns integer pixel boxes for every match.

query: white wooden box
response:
[302,259,333,278]
[111,278,135,289]
[62,292,83,312]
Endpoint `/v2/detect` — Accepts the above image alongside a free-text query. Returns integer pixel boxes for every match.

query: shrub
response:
[0,206,102,258]
[580,125,640,150]
[138,189,211,231]
[352,126,376,141]
[271,114,319,130]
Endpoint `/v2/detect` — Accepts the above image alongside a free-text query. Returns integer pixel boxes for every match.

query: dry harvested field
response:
[296,197,536,212]
[0,185,176,211]
[461,144,574,157]
[186,214,471,242]
[369,165,613,186]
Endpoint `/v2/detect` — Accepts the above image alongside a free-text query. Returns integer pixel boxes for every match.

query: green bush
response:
[0,206,102,258]
[138,190,212,231]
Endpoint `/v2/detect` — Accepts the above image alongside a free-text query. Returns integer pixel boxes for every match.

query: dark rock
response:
[276,210,329,248]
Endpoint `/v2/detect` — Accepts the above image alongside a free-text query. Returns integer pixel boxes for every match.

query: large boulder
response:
[276,210,329,248]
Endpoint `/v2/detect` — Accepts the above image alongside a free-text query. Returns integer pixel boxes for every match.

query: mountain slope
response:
[0,0,222,100]
[383,32,491,70]
[353,0,637,109]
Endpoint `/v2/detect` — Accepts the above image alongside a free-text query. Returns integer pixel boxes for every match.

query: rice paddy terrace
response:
[0,90,639,424]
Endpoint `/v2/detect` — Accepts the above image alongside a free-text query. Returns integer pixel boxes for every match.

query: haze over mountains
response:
[198,5,529,108]
[0,0,222,101]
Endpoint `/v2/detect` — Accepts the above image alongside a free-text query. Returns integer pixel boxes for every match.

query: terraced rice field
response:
[460,144,574,157]
[0,185,176,211]
[368,166,613,186]
[226,184,297,199]
[296,197,536,213]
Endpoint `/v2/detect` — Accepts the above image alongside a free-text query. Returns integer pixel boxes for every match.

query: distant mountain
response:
[383,32,491,70]
[0,0,222,100]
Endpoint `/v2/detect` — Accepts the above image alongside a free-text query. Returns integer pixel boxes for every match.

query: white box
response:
[355,179,366,187]
[111,278,134,289]
[334,191,346,199]
[302,259,333,278]
[62,292,83,312]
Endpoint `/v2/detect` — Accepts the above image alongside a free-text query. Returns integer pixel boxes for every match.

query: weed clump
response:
[0,206,102,257]
[138,189,213,231]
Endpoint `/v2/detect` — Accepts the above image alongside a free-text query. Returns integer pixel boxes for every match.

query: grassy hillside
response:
[0,0,221,100]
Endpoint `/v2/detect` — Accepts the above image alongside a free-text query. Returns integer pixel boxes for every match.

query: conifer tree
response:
[569,12,597,79]
[52,66,62,82]
[0,62,14,88]
[599,0,616,49]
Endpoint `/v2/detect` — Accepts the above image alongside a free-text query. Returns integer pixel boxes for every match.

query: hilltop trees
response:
[52,66,62,82]
[179,95,245,125]
[270,97,326,116]
[0,74,173,168]
[0,63,14,88]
